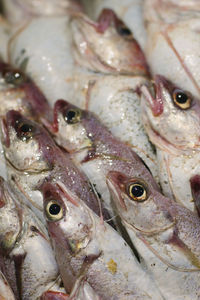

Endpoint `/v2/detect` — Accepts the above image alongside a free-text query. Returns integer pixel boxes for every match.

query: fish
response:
[0,270,16,300]
[7,10,156,180]
[107,170,200,300]
[0,176,67,300]
[0,110,109,223]
[41,180,164,300]
[0,61,53,180]
[51,100,159,218]
[0,62,52,121]
[140,75,200,212]
[144,0,200,98]
[8,9,148,106]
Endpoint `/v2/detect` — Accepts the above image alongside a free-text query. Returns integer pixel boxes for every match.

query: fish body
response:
[41,181,164,300]
[0,270,16,300]
[52,100,159,217]
[7,11,157,179]
[1,110,108,223]
[141,75,200,212]
[144,0,200,98]
[107,170,200,300]
[0,176,65,299]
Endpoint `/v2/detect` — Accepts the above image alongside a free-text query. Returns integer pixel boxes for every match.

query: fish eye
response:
[3,70,25,86]
[16,122,35,141]
[63,108,81,124]
[127,182,147,202]
[45,200,63,221]
[117,24,132,39]
[172,89,192,109]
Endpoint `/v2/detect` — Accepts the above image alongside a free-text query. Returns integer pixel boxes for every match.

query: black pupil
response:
[176,92,188,104]
[118,26,132,36]
[64,109,76,123]
[49,203,61,215]
[131,185,144,198]
[67,110,76,120]
[20,124,33,133]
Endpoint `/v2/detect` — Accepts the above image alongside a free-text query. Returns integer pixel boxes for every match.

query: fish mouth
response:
[140,75,165,116]
[53,99,70,132]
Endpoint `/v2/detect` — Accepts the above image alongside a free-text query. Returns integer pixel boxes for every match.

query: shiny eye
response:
[117,24,132,39]
[3,71,25,86]
[63,108,81,124]
[172,89,192,109]
[127,182,147,202]
[16,122,35,141]
[45,200,63,221]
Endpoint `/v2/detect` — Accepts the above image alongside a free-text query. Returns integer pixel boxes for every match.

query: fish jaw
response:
[1,110,53,173]
[141,74,200,152]
[70,9,149,76]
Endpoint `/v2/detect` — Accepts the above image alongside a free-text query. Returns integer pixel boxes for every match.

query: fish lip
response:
[141,75,165,116]
[106,171,127,211]
[53,99,68,132]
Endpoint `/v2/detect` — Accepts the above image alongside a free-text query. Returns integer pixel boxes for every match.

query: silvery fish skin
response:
[3,0,82,26]
[141,75,200,212]
[1,110,107,223]
[81,0,147,51]
[0,176,66,300]
[41,181,164,300]
[52,100,159,217]
[8,9,148,106]
[144,0,200,99]
[107,170,200,300]
[0,271,16,300]
[83,76,159,182]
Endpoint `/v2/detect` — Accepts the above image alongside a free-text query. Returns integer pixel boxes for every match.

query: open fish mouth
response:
[140,75,164,116]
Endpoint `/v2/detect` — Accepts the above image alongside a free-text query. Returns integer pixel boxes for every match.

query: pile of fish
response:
[0,0,199,299]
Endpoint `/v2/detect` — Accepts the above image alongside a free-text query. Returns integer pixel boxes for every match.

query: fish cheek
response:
[125,197,174,234]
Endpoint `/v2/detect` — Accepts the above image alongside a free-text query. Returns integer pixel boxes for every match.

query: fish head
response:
[70,9,148,75]
[141,75,200,152]
[1,110,53,172]
[107,171,174,234]
[42,181,93,254]
[0,63,35,117]
[0,176,21,254]
[53,99,94,154]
